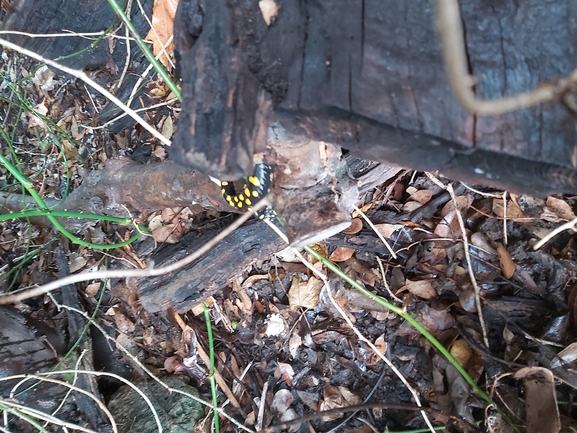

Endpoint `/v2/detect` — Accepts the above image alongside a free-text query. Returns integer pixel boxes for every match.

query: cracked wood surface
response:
[172,0,577,194]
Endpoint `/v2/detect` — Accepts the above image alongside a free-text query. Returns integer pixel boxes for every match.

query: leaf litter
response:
[2,13,577,433]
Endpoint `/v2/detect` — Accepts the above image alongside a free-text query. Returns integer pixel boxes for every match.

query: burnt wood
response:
[138,220,286,312]
[172,0,577,194]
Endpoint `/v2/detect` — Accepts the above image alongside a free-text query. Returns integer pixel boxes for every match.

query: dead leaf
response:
[274,363,295,386]
[450,339,472,368]
[440,194,473,217]
[374,223,403,239]
[433,209,461,239]
[159,115,173,140]
[496,243,516,279]
[550,342,577,368]
[492,198,525,219]
[342,218,363,234]
[343,257,377,286]
[69,255,87,273]
[32,65,56,94]
[258,0,279,26]
[145,0,179,69]
[288,329,302,358]
[399,279,436,299]
[546,196,576,220]
[515,367,560,433]
[27,99,49,133]
[288,276,323,309]
[319,385,361,421]
[152,223,182,244]
[329,246,355,262]
[409,189,433,205]
[402,201,422,212]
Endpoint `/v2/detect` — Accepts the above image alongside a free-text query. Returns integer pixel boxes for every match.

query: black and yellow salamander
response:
[220,163,274,216]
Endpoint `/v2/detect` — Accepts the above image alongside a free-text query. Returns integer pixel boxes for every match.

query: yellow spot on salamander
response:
[234,196,239,202]
[221,181,229,186]
[248,176,261,187]
[244,187,251,197]
[252,190,259,198]
[245,198,252,206]
[237,202,243,208]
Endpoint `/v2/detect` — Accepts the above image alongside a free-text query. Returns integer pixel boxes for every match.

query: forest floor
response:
[1,21,577,433]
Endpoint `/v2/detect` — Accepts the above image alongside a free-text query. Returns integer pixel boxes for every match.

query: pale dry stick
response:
[48,301,255,432]
[125,35,174,109]
[425,173,490,347]
[87,98,178,130]
[0,37,171,146]
[0,30,133,40]
[533,216,577,251]
[458,183,504,198]
[113,0,134,93]
[172,312,241,408]
[292,249,436,433]
[82,83,101,114]
[435,0,568,115]
[0,399,98,433]
[352,204,397,259]
[46,349,88,425]
[0,200,267,304]
[255,380,269,432]
[8,375,117,433]
[2,370,159,432]
[502,191,508,247]
[375,256,403,304]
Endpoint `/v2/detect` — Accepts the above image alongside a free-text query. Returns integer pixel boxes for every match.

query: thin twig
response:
[434,0,573,115]
[0,200,267,304]
[47,302,255,433]
[426,173,490,347]
[0,37,171,146]
[533,216,577,250]
[294,250,435,433]
[352,204,397,258]
[375,256,403,304]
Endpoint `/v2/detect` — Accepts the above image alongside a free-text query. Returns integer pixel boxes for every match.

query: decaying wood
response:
[138,220,286,312]
[170,0,271,180]
[0,159,232,233]
[172,0,577,195]
[1,0,153,70]
[271,109,577,196]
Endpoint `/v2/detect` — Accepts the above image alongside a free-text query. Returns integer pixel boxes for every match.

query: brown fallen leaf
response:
[274,363,295,387]
[496,243,516,279]
[492,198,525,220]
[399,279,436,299]
[145,0,179,69]
[329,246,355,262]
[408,188,433,205]
[374,223,403,238]
[515,367,560,433]
[545,196,576,221]
[288,276,323,309]
[152,223,182,244]
[342,218,363,234]
[318,385,362,422]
